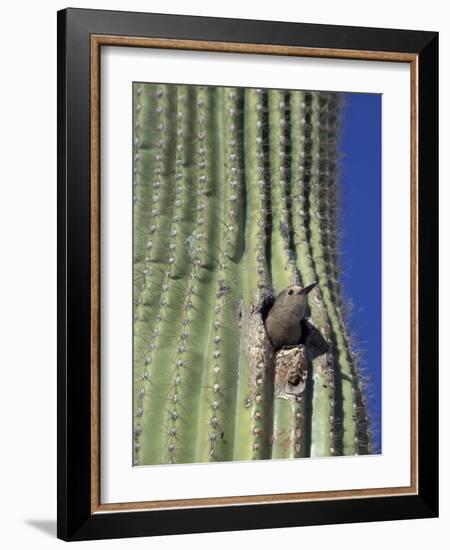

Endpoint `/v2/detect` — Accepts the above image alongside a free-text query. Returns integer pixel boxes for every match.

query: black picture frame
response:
[57,7,438,541]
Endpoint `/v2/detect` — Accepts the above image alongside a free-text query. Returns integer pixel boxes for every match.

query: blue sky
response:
[339,92,382,453]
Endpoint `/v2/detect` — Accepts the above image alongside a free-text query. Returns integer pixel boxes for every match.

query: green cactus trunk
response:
[133,82,371,466]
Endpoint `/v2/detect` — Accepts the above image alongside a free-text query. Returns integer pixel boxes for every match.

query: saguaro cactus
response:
[133,83,371,466]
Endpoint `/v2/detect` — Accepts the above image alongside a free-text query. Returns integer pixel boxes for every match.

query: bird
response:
[264,282,317,350]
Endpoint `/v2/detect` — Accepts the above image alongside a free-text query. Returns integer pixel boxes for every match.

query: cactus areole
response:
[133,83,371,466]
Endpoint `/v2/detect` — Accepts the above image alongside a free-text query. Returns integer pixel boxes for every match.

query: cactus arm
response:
[233,88,273,461]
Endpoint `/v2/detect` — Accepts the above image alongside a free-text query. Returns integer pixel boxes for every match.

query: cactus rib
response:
[233,88,273,461]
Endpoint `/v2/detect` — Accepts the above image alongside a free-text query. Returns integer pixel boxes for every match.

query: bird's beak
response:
[300,281,317,295]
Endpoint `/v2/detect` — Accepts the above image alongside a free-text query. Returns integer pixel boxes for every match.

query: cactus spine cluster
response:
[133,82,370,466]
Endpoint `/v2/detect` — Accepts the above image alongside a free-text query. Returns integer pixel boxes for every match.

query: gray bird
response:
[264,282,317,350]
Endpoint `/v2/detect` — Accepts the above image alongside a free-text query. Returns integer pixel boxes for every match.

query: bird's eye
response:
[288,289,294,295]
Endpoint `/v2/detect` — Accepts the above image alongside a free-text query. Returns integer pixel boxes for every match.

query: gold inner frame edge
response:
[90,34,419,514]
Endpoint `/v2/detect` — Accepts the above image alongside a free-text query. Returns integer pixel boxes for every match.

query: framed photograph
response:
[57,8,438,541]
